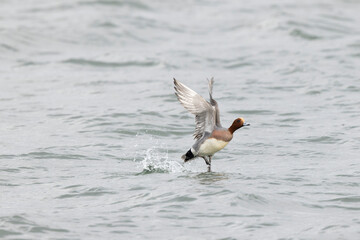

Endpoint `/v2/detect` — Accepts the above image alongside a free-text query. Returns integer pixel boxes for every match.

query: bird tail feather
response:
[182,149,195,162]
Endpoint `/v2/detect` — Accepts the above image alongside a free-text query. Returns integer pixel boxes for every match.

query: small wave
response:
[0,43,18,52]
[78,0,150,10]
[323,196,360,203]
[228,109,274,116]
[0,215,69,238]
[62,58,159,68]
[297,136,342,144]
[290,28,321,40]
[20,151,88,160]
[56,187,116,199]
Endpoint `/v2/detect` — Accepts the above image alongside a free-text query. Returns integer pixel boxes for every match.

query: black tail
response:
[181,149,195,162]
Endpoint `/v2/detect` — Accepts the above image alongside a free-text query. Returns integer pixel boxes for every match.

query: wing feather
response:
[208,77,222,127]
[174,78,215,139]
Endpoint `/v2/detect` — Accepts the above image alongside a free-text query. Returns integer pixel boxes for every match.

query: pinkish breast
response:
[210,129,233,142]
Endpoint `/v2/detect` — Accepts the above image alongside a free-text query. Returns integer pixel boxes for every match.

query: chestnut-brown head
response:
[228,117,250,134]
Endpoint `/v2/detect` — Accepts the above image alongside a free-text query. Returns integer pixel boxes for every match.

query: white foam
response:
[133,135,185,173]
[141,146,185,173]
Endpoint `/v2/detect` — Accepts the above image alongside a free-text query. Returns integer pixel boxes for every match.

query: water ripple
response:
[62,58,159,68]
[57,187,117,199]
[1,0,360,239]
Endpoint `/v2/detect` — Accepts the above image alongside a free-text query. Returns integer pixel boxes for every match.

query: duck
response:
[173,78,249,171]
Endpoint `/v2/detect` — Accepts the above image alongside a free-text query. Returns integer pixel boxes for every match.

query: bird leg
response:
[202,156,211,166]
[207,156,212,172]
[201,156,212,172]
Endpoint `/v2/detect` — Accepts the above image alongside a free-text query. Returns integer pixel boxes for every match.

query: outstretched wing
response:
[174,78,216,139]
[208,77,222,127]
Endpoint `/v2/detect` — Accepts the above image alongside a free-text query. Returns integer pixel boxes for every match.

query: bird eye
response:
[237,120,240,123]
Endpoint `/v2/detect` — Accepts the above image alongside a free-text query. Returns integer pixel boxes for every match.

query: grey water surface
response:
[1,0,360,239]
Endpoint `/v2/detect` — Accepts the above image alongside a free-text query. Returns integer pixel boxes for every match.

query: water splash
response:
[139,145,185,174]
[130,133,186,174]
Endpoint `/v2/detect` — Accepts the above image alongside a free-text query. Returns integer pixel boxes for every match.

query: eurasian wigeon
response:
[174,78,249,171]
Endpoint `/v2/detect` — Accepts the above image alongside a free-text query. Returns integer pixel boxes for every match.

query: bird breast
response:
[198,138,229,156]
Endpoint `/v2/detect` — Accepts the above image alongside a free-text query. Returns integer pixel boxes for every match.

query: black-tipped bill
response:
[243,122,250,126]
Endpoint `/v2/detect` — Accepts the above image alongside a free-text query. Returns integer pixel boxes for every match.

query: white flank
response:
[198,138,229,156]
